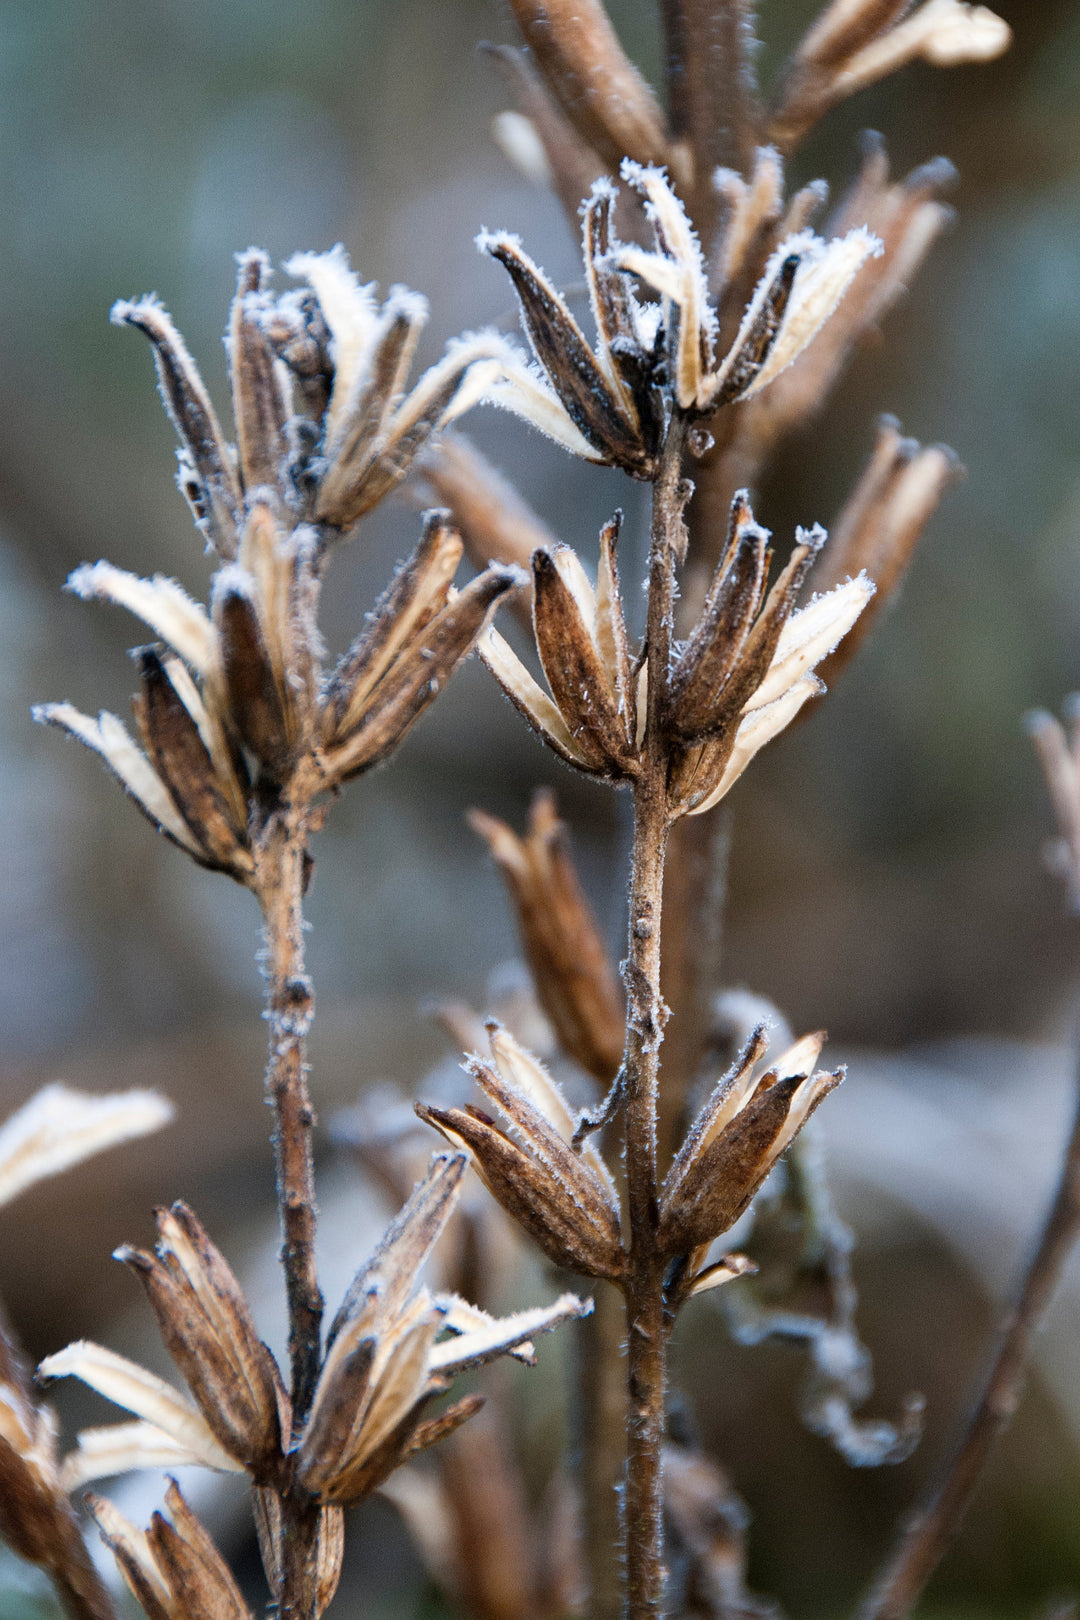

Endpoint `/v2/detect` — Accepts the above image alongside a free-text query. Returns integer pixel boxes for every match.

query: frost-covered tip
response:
[710,227,883,406]
[663,492,874,816]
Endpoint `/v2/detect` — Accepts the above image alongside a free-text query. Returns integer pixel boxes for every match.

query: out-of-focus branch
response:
[812,416,961,689]
[483,45,608,230]
[857,1073,1080,1619]
[414,434,553,628]
[1028,701,1080,913]
[505,0,674,177]
[660,0,761,228]
[664,1443,778,1620]
[770,1,1011,154]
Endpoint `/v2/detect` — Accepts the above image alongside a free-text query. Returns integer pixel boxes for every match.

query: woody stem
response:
[255,794,324,1619]
[621,417,687,1620]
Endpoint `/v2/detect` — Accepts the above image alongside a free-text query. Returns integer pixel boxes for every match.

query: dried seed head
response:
[89,1481,253,1620]
[659,1028,842,1256]
[479,521,640,780]
[39,248,522,865]
[479,230,658,476]
[667,495,873,816]
[418,1027,624,1281]
[320,551,525,786]
[114,1202,288,1477]
[811,417,960,687]
[468,790,624,1083]
[296,1154,588,1503]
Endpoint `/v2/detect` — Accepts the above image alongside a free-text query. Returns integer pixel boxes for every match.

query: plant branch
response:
[578,1280,627,1620]
[255,795,324,1619]
[622,415,688,1620]
[857,1068,1080,1620]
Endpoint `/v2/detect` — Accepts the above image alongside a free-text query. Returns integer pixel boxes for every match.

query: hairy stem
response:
[578,1282,627,1620]
[255,797,324,1619]
[858,1072,1080,1620]
[622,419,687,1619]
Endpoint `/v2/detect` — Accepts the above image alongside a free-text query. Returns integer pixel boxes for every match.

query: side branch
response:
[858,1072,1080,1620]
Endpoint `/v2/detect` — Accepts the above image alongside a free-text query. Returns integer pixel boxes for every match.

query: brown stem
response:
[621,418,687,1619]
[577,1281,627,1620]
[255,796,324,1619]
[857,1074,1080,1620]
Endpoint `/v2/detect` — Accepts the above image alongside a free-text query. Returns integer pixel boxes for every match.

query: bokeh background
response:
[1,0,1080,1615]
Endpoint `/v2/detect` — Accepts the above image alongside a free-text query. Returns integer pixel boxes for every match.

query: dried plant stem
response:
[577,1282,626,1620]
[858,1075,1080,1620]
[622,419,687,1619]
[255,796,324,1619]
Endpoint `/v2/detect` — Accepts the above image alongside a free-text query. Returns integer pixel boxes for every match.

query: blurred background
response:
[1,0,1079,1615]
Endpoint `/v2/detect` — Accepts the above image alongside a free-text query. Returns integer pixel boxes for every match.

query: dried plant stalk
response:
[858,1080,1080,1620]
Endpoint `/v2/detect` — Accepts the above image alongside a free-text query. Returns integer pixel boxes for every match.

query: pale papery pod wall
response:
[2,0,1080,1614]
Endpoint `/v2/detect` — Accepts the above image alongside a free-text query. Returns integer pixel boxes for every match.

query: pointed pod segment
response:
[482,234,650,475]
[659,1049,843,1257]
[88,1482,254,1620]
[468,791,624,1084]
[322,561,523,784]
[115,1202,287,1478]
[532,547,636,775]
[133,649,252,878]
[111,298,241,560]
[417,1102,625,1282]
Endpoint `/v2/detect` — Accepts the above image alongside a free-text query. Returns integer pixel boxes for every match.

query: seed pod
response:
[532,548,634,771]
[481,234,650,475]
[324,513,463,740]
[229,252,291,493]
[132,649,250,877]
[323,564,522,782]
[468,792,624,1083]
[111,299,241,559]
[659,1068,842,1256]
[212,571,292,780]
[89,1482,253,1620]
[417,1103,624,1282]
[115,1202,287,1478]
[667,501,771,739]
